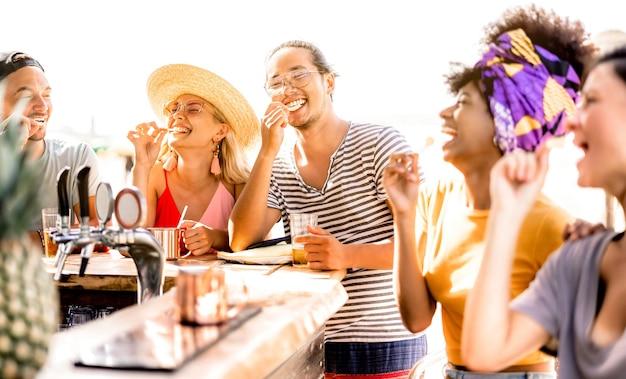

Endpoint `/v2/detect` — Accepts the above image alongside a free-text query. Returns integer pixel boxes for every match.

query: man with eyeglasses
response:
[229,40,427,378]
[0,51,102,248]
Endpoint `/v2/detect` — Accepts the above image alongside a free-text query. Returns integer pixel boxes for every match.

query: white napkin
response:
[217,244,292,265]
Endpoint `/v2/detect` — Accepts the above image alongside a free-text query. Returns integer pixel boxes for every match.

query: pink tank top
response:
[154,170,234,230]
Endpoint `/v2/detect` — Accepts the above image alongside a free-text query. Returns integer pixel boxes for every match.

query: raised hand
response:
[0,115,39,149]
[260,102,288,155]
[382,152,421,215]
[127,121,167,166]
[489,144,550,215]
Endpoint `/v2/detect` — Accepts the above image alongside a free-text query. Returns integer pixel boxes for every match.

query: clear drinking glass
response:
[289,213,318,267]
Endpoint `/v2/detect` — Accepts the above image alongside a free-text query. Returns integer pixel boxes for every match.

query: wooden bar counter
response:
[39,251,348,378]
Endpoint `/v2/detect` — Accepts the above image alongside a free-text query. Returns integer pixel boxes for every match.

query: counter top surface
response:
[39,252,347,378]
[46,252,227,292]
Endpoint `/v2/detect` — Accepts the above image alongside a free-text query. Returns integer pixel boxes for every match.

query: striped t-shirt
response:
[268,122,425,343]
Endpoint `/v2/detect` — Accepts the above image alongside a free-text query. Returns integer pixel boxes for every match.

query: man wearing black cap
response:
[0,51,101,246]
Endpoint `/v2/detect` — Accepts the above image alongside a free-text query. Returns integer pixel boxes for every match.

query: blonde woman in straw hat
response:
[127,64,259,256]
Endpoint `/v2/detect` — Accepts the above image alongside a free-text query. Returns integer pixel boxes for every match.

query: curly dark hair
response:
[444,4,596,96]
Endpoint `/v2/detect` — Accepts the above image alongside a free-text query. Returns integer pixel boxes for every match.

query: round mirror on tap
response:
[95,182,114,228]
[115,187,147,230]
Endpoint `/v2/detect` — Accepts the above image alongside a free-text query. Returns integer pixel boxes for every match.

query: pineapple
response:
[0,120,59,378]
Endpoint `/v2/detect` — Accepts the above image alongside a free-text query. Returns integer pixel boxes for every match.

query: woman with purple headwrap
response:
[382,5,595,378]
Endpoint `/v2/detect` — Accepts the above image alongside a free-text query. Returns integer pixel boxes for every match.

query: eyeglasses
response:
[264,69,323,96]
[162,101,207,117]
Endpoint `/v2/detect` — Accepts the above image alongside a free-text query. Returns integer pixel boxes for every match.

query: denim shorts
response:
[444,366,556,379]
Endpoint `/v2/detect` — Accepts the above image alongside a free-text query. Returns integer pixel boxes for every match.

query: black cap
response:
[0,51,44,82]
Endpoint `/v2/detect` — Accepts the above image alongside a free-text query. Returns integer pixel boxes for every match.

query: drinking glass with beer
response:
[289,213,318,267]
[41,207,59,258]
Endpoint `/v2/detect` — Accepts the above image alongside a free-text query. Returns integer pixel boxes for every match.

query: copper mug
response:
[148,227,190,260]
[175,267,248,325]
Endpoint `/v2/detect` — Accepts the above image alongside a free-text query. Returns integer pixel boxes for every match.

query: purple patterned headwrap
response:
[475,29,580,153]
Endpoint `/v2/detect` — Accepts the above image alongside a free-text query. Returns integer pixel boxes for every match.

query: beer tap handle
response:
[76,166,91,235]
[76,166,93,276]
[56,167,71,234]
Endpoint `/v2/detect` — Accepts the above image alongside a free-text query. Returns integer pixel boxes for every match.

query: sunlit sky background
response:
[4,0,625,227]
[4,0,624,148]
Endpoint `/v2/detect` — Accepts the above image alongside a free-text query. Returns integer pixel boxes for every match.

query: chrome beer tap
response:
[53,166,101,279]
[99,227,165,304]
[53,167,77,280]
[51,165,165,304]
[53,167,70,269]
[76,166,96,276]
[91,184,166,304]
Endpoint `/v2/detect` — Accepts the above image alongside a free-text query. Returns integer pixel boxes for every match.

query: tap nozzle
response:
[78,243,95,277]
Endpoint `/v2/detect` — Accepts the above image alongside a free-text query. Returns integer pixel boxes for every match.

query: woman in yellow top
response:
[382,5,595,378]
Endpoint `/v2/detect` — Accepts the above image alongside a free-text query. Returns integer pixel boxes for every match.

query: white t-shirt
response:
[29,138,101,230]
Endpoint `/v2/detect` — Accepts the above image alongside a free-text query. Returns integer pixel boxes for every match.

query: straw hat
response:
[146,63,259,148]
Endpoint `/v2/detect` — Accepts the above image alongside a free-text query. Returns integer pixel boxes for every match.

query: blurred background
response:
[3,0,624,229]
